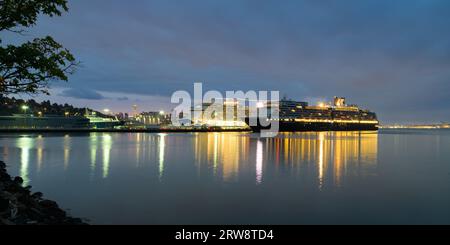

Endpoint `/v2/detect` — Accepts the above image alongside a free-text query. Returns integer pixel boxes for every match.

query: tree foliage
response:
[0,0,77,95]
[0,96,105,117]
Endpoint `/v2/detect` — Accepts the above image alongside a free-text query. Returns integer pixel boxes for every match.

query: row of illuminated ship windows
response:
[278,110,377,120]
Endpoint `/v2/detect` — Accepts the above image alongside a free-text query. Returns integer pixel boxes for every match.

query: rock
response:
[31,192,43,199]
[40,200,66,218]
[0,217,15,225]
[40,200,59,209]
[0,196,9,212]
[0,161,88,225]
[13,176,23,185]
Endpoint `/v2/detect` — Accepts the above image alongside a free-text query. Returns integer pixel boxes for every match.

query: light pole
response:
[21,105,29,128]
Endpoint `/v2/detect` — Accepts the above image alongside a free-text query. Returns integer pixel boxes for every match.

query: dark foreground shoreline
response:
[0,161,87,225]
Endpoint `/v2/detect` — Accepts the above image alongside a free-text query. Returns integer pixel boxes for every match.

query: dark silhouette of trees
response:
[0,96,106,117]
[0,0,78,95]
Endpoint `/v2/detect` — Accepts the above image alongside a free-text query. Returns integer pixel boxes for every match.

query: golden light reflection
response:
[256,140,263,184]
[190,131,377,187]
[266,131,378,189]
[194,133,249,182]
[318,132,325,189]
[213,133,219,175]
[102,134,112,178]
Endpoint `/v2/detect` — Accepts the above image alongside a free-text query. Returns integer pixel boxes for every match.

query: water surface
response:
[1,130,449,224]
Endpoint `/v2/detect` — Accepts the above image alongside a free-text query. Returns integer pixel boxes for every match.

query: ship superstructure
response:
[249,96,379,132]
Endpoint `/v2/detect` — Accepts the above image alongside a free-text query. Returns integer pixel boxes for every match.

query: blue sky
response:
[5,0,450,123]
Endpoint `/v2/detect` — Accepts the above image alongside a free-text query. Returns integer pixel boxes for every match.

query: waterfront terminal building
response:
[0,114,90,129]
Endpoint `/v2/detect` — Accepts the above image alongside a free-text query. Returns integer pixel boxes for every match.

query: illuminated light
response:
[202,119,247,127]
[64,112,69,116]
[318,102,326,107]
[38,111,42,116]
[21,105,29,110]
[103,108,110,114]
[256,102,265,108]
[224,100,239,106]
[159,110,165,115]
[292,118,378,124]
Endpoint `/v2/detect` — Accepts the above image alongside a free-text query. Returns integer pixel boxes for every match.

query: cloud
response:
[116,96,129,101]
[9,0,450,123]
[59,88,105,100]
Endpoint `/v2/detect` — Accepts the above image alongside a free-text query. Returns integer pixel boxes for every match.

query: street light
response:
[21,105,29,128]
[21,105,29,112]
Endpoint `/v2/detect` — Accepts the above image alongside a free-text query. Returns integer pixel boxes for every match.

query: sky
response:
[5,0,450,124]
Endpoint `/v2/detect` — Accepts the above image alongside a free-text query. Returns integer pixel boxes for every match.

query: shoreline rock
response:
[0,161,88,225]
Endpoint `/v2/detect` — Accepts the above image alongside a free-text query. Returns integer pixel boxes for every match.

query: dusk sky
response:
[5,0,450,124]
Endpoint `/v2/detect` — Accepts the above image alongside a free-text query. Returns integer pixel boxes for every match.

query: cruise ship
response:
[248,96,379,132]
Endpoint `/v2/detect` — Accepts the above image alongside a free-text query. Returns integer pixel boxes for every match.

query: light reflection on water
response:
[158,133,166,180]
[0,130,449,224]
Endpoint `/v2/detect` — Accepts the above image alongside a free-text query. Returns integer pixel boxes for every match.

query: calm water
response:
[1,130,449,224]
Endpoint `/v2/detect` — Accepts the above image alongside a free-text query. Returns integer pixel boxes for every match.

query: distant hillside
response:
[0,96,106,117]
